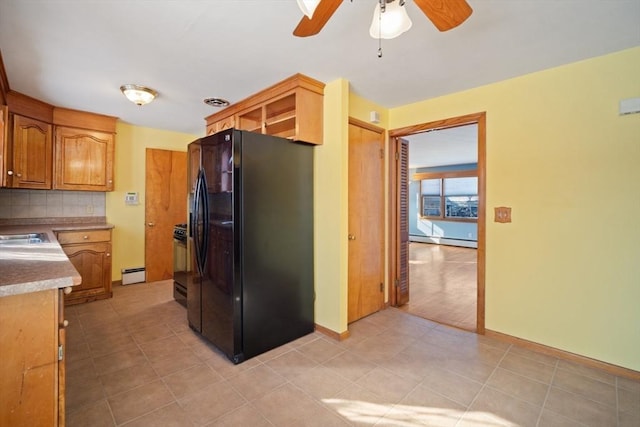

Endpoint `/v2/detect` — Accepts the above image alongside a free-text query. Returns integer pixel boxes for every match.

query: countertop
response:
[0,220,114,298]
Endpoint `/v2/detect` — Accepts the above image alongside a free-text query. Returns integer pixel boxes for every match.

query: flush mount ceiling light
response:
[369,0,412,40]
[204,97,230,108]
[120,84,158,106]
[297,0,320,18]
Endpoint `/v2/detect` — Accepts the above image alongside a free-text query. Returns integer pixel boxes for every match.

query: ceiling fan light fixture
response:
[297,0,320,18]
[120,84,158,106]
[369,0,413,40]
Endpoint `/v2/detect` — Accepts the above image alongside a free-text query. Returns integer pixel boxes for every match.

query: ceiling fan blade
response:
[414,0,473,32]
[293,0,343,37]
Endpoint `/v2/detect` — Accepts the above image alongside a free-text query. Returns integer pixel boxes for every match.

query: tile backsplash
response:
[0,189,106,219]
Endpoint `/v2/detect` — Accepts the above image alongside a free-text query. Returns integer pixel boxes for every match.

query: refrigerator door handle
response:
[193,169,207,276]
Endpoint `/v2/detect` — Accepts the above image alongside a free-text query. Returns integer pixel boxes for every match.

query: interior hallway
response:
[401,242,477,331]
[64,280,639,426]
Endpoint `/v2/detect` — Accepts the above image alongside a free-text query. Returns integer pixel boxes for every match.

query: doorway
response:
[144,148,187,282]
[388,112,486,333]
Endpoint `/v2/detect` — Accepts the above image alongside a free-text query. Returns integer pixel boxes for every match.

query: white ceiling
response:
[0,1,638,136]
[408,124,477,168]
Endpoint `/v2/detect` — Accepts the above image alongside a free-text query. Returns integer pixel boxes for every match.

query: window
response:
[420,176,477,221]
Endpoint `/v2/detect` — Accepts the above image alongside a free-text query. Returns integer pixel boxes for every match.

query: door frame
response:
[388,112,486,334]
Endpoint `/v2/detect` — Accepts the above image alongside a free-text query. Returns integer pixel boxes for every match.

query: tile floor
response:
[65,280,640,426]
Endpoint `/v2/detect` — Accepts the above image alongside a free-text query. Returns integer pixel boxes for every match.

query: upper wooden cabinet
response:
[53,108,116,192]
[1,91,117,191]
[54,126,114,191]
[205,74,324,145]
[7,114,53,189]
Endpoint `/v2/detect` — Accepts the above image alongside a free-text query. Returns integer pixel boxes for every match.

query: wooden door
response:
[145,149,187,282]
[396,138,410,305]
[348,119,385,323]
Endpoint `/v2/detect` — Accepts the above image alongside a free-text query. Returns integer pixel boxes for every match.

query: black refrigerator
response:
[187,128,314,364]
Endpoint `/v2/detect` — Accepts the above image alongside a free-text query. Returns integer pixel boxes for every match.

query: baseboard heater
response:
[121,267,146,285]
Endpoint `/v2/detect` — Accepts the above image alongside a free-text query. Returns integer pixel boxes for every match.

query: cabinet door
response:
[54,126,114,191]
[188,142,201,194]
[61,242,112,302]
[0,106,7,187]
[0,289,59,426]
[9,114,53,189]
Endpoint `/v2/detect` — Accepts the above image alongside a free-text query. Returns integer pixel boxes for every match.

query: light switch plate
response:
[495,206,512,223]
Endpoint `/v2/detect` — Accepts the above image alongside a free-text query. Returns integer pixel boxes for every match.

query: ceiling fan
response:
[294,0,473,38]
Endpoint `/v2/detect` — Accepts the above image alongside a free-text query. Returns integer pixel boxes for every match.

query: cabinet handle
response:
[348,234,356,240]
[7,170,13,176]
[60,319,69,328]
[16,173,21,178]
[147,222,155,227]
[106,253,111,257]
[63,286,72,294]
[83,235,89,240]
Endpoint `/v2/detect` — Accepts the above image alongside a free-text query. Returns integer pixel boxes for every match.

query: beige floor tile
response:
[290,364,353,399]
[66,399,116,427]
[130,323,176,344]
[486,367,550,406]
[507,345,559,366]
[163,363,224,399]
[619,410,640,427]
[323,350,377,383]
[93,348,148,376]
[178,380,246,425]
[121,402,193,427]
[556,359,616,385]
[618,386,640,416]
[205,403,271,427]
[618,376,640,393]
[466,386,542,427]
[66,374,106,414]
[552,368,616,407]
[296,336,345,363]
[149,347,203,377]
[252,383,348,426]
[421,366,483,407]
[88,333,139,358]
[138,335,189,361]
[544,387,617,427]
[499,351,556,383]
[356,366,420,404]
[228,363,287,401]
[537,409,590,427]
[107,379,174,425]
[442,356,496,383]
[100,361,158,397]
[265,348,318,379]
[397,383,466,427]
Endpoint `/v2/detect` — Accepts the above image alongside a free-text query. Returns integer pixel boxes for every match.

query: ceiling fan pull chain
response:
[377,0,384,57]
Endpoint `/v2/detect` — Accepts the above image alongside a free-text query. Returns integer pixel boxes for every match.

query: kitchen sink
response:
[0,233,50,245]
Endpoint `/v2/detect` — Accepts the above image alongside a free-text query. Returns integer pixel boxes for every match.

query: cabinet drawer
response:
[56,229,111,245]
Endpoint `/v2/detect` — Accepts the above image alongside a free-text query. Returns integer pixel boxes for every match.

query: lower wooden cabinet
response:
[56,228,112,305]
[0,287,67,427]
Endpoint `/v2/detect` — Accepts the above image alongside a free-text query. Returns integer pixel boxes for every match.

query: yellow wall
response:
[314,79,350,333]
[388,47,640,370]
[106,123,199,280]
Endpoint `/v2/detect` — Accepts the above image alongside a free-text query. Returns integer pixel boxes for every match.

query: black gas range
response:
[173,223,187,307]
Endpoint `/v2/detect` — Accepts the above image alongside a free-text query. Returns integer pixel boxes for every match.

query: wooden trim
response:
[413,170,477,180]
[53,107,117,133]
[348,116,385,134]
[204,73,325,124]
[112,279,123,287]
[387,112,487,334]
[6,90,54,122]
[315,324,350,341]
[0,50,9,105]
[476,113,486,334]
[485,329,640,381]
[389,112,485,138]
